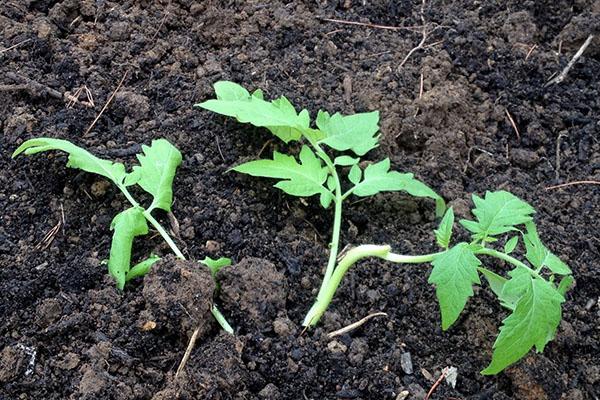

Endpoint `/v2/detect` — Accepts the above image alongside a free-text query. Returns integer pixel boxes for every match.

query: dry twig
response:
[327,312,388,338]
[399,0,446,67]
[83,70,128,136]
[318,17,421,32]
[175,326,199,379]
[0,38,32,54]
[546,34,594,87]
[504,108,520,140]
[424,367,450,400]
[545,180,600,190]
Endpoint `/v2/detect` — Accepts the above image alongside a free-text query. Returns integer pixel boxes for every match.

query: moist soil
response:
[1,1,599,399]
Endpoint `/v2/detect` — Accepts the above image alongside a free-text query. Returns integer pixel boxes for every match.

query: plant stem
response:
[303,245,442,326]
[474,248,543,280]
[142,210,185,259]
[118,184,185,260]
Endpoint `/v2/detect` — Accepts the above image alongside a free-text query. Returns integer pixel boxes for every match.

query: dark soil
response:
[1,1,599,399]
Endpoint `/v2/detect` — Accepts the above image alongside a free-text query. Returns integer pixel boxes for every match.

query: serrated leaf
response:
[523,223,571,275]
[316,110,380,156]
[334,156,359,166]
[504,236,519,254]
[348,164,362,185]
[499,267,531,310]
[435,207,454,249]
[350,159,444,215]
[108,207,149,290]
[232,146,332,204]
[428,243,482,330]
[13,138,128,186]
[482,277,565,375]
[197,81,309,143]
[125,255,160,282]
[478,267,507,301]
[459,191,535,241]
[132,139,182,212]
[200,256,232,278]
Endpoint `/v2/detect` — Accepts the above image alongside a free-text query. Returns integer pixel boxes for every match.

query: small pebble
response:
[400,352,413,374]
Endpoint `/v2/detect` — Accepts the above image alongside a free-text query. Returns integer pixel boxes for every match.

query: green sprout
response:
[197,81,573,374]
[12,138,232,333]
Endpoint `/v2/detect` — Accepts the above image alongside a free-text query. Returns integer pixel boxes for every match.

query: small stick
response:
[424,367,450,400]
[545,34,594,87]
[0,38,31,54]
[318,17,421,32]
[504,108,520,140]
[215,135,225,162]
[525,44,537,61]
[175,326,200,379]
[414,72,424,117]
[545,180,600,190]
[327,312,388,338]
[84,70,128,136]
[555,133,568,181]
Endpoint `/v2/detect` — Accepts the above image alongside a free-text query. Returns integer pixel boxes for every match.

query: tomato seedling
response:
[198,82,573,373]
[13,138,232,333]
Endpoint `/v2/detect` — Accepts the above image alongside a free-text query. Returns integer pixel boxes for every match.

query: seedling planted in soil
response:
[197,81,574,374]
[12,138,232,332]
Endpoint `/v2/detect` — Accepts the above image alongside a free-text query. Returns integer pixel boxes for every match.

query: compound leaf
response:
[459,191,535,241]
[108,207,149,290]
[125,255,160,282]
[482,277,565,375]
[232,145,332,204]
[13,138,128,186]
[197,81,309,143]
[130,139,182,212]
[316,110,379,156]
[428,243,482,330]
[435,207,454,249]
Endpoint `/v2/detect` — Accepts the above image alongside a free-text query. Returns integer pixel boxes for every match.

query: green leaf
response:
[200,256,232,278]
[478,267,507,301]
[13,138,128,186]
[232,146,333,204]
[428,243,482,330]
[334,156,359,166]
[131,139,182,212]
[108,207,149,290]
[350,159,444,215]
[434,207,454,249]
[504,236,519,254]
[482,277,565,375]
[557,275,574,296]
[499,267,531,310]
[348,164,362,185]
[125,255,160,282]
[316,110,380,156]
[459,191,535,241]
[197,81,309,143]
[214,81,250,100]
[523,223,571,275]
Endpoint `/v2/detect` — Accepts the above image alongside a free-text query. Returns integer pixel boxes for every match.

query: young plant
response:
[12,138,232,332]
[195,82,443,331]
[197,82,573,373]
